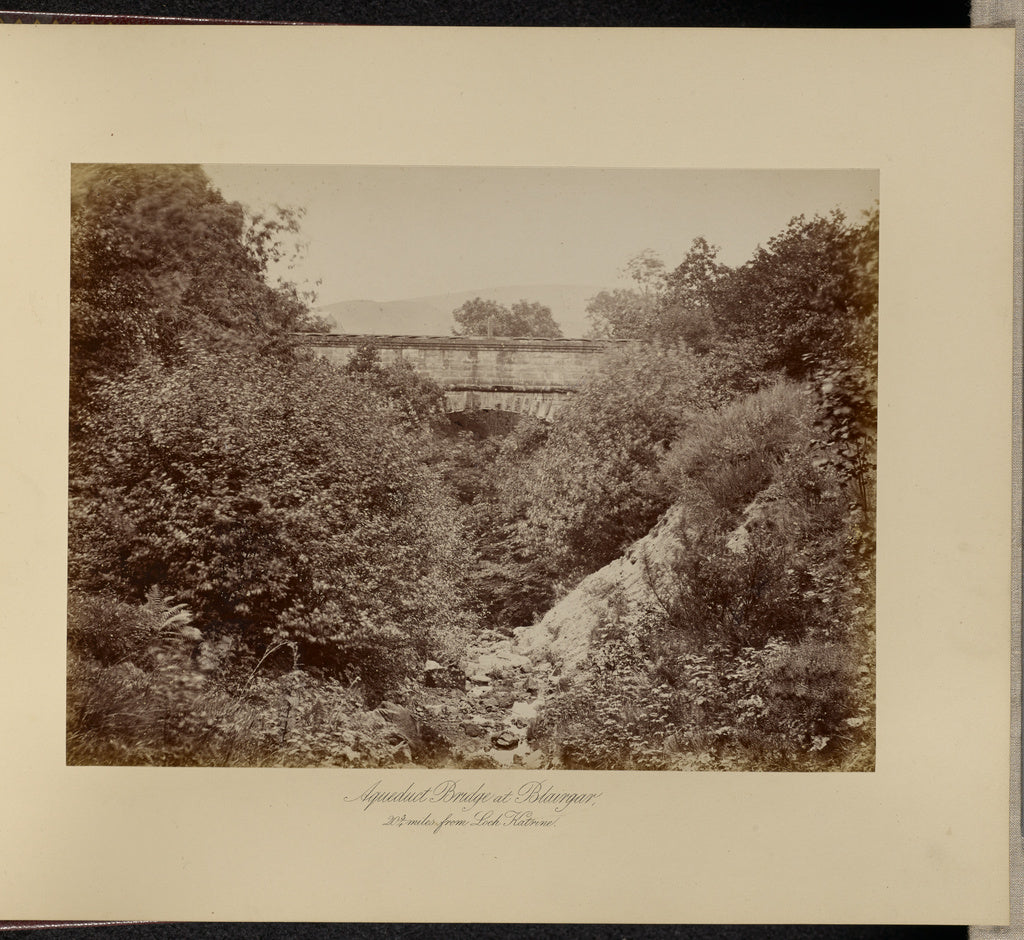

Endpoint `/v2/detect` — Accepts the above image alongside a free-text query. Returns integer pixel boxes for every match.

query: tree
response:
[452,297,562,337]
[587,243,729,351]
[806,205,879,516]
[714,210,875,378]
[584,288,652,339]
[341,342,446,427]
[623,249,667,299]
[70,163,323,425]
[508,300,562,337]
[584,251,666,341]
[658,237,730,353]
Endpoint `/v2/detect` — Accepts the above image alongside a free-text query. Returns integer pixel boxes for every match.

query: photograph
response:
[0,24,1010,923]
[66,164,879,772]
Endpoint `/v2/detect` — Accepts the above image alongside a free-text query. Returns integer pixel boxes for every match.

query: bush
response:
[342,342,447,427]
[533,614,872,771]
[660,379,815,520]
[67,586,200,667]
[642,528,823,654]
[516,343,709,578]
[67,654,418,767]
[533,630,679,770]
[68,351,476,697]
[67,593,154,666]
[66,586,439,767]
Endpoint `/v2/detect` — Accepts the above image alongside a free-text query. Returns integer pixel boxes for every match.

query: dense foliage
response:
[70,164,325,429]
[340,341,448,427]
[514,343,710,576]
[531,209,878,770]
[532,381,875,770]
[68,166,478,764]
[69,352,475,695]
[68,164,876,770]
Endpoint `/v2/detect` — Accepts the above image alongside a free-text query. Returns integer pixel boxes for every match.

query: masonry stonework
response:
[295,334,624,420]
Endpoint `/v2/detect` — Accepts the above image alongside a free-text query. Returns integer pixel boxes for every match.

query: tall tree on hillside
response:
[715,209,876,378]
[657,237,731,353]
[70,163,323,424]
[452,297,562,337]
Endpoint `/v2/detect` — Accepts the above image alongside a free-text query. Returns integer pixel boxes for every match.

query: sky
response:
[203,165,878,306]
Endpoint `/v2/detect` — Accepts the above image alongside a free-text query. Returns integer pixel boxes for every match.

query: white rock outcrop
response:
[513,504,689,673]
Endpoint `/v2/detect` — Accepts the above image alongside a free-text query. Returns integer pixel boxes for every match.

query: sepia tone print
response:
[67,164,877,771]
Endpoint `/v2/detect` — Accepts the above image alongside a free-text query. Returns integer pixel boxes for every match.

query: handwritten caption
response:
[344,778,603,832]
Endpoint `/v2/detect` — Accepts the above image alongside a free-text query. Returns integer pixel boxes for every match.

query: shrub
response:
[533,614,872,771]
[533,632,680,770]
[68,351,475,697]
[516,343,709,577]
[342,342,447,427]
[67,593,154,666]
[66,653,416,768]
[660,379,815,520]
[643,530,820,654]
[67,586,200,668]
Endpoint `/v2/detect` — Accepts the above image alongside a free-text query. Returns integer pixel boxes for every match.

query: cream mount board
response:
[0,26,1014,924]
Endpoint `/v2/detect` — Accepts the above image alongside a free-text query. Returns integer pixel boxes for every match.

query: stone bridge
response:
[296,333,624,420]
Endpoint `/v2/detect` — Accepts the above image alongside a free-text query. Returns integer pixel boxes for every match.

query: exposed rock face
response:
[367,492,790,768]
[513,504,689,673]
[400,498,729,766]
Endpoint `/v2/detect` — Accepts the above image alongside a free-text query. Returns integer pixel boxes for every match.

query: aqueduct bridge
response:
[296,333,624,420]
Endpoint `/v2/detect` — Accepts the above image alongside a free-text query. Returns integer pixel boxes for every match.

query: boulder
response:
[491,729,520,750]
[375,702,422,751]
[507,653,532,671]
[513,504,690,673]
[511,700,538,722]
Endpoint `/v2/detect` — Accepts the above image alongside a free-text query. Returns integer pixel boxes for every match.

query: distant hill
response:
[315,284,609,338]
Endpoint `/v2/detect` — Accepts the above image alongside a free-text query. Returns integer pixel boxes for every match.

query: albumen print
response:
[67,165,877,771]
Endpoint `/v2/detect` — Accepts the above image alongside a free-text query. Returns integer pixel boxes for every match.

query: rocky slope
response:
[383,502,692,768]
[512,503,688,673]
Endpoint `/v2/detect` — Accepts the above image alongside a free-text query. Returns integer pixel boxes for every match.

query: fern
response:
[143,585,200,640]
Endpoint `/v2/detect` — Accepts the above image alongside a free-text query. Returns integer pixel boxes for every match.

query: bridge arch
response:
[443,388,570,422]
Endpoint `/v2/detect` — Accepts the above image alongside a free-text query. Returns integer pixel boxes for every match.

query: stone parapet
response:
[296,333,625,410]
